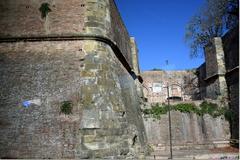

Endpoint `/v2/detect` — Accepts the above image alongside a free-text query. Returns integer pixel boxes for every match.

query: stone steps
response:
[147,149,239,160]
[147,153,239,160]
[154,141,230,151]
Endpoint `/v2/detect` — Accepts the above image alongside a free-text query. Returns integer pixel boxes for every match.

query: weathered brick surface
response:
[0,40,146,159]
[0,0,147,158]
[142,70,199,104]
[222,27,239,141]
[222,27,239,71]
[226,75,239,141]
[204,38,226,78]
[196,63,207,99]
[142,71,230,147]
[198,27,239,142]
[0,41,86,158]
[0,0,134,69]
[204,43,219,78]
[109,0,132,67]
[203,38,228,100]
[130,37,140,75]
[130,38,144,99]
[205,78,221,99]
[0,0,86,37]
[143,102,230,147]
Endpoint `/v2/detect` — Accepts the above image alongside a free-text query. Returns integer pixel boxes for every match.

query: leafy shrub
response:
[39,3,52,19]
[60,101,73,115]
[142,101,230,120]
[174,103,197,113]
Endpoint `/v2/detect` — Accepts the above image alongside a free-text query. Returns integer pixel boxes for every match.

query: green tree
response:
[185,0,239,58]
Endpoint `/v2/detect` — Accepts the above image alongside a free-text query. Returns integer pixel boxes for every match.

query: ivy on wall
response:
[142,101,233,120]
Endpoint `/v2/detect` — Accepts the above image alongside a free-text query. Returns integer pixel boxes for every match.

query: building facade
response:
[142,70,199,104]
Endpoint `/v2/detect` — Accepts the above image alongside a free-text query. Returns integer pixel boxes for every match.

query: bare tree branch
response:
[185,0,239,58]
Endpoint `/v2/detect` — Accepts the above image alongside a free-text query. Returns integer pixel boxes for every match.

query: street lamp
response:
[164,82,183,159]
[163,82,173,159]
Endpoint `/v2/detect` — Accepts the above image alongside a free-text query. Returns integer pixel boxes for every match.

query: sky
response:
[115,0,205,71]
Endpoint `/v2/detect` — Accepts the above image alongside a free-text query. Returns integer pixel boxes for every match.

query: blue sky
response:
[115,0,205,71]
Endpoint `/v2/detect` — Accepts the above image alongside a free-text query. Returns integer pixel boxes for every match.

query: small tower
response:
[204,37,228,99]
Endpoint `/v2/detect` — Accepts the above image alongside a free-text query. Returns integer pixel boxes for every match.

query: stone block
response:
[83,135,96,143]
[80,109,100,129]
[80,70,95,77]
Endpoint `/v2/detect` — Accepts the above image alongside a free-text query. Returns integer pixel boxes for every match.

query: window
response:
[152,83,162,93]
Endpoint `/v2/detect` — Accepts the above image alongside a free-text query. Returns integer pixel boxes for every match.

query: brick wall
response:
[222,27,239,71]
[196,63,207,99]
[0,0,147,158]
[222,27,239,142]
[202,37,228,100]
[0,0,134,69]
[0,0,86,37]
[197,27,239,142]
[142,70,230,147]
[144,110,230,147]
[109,0,133,68]
[141,70,199,104]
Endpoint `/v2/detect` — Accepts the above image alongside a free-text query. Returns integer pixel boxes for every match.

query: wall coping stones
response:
[0,34,143,84]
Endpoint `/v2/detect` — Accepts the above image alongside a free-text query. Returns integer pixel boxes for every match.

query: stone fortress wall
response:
[141,26,238,148]
[0,0,147,159]
[222,27,239,142]
[197,26,239,143]
[141,71,230,148]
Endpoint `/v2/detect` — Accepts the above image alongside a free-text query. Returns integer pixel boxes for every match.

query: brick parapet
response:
[0,0,134,71]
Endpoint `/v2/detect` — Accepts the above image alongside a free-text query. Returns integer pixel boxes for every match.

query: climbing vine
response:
[142,101,232,120]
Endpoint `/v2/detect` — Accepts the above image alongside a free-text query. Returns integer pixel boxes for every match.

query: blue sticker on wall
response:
[22,99,41,108]
[22,101,31,108]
